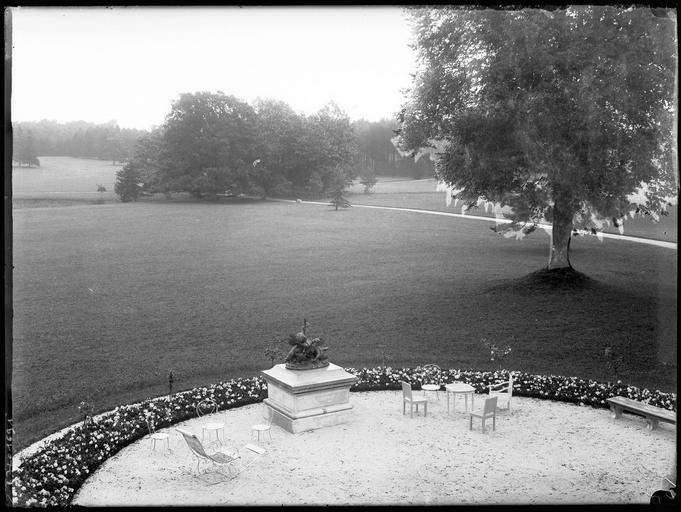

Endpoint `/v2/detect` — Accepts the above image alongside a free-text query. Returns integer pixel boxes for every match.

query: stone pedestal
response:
[260,363,358,434]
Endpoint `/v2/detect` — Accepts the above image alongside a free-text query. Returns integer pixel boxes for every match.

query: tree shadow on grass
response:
[481,267,676,393]
[486,267,598,294]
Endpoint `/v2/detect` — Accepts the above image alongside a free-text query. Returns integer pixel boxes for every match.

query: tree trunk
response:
[548,197,573,270]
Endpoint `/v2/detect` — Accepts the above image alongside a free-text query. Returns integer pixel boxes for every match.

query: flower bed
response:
[347,367,677,410]
[10,368,676,507]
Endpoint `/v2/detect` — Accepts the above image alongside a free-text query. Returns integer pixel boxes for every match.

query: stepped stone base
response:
[260,363,358,434]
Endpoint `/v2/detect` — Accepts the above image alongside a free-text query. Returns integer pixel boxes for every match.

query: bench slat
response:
[606,397,676,422]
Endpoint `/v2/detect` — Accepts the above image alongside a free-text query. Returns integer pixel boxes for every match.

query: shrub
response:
[359,168,378,193]
[114,162,143,202]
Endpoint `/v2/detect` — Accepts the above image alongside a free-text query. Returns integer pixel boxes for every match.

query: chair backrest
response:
[420,364,441,385]
[483,396,498,415]
[490,375,514,395]
[145,416,155,435]
[400,381,413,399]
[177,428,209,459]
[498,375,514,394]
[196,399,218,417]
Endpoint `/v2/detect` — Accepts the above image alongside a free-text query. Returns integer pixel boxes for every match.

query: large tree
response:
[158,91,259,198]
[121,95,361,200]
[305,101,359,193]
[398,6,677,270]
[252,98,307,196]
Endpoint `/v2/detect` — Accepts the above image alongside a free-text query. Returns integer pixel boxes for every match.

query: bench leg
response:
[610,405,623,419]
[646,418,659,430]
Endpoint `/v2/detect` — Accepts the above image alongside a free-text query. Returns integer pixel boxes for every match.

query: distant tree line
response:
[116,91,433,202]
[355,118,433,180]
[12,124,41,167]
[12,120,147,165]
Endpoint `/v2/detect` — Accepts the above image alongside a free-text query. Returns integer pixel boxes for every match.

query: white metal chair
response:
[196,398,225,447]
[251,404,273,443]
[176,428,240,481]
[469,396,498,433]
[419,364,443,400]
[145,415,170,454]
[401,381,428,418]
[488,374,514,413]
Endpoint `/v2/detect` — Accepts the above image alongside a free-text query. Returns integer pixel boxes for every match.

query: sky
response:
[9,6,419,131]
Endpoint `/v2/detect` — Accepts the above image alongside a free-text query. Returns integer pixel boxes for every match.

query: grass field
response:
[10,158,677,450]
[11,156,122,208]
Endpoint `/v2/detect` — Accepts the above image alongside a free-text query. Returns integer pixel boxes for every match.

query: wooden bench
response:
[606,396,676,430]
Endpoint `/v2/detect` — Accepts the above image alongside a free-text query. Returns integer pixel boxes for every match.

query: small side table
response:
[202,422,225,447]
[251,422,272,442]
[150,432,170,454]
[445,382,475,413]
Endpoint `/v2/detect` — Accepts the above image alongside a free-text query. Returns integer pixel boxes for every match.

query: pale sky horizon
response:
[9,6,419,131]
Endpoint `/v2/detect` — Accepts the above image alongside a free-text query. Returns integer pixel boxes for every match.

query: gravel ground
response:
[70,391,676,506]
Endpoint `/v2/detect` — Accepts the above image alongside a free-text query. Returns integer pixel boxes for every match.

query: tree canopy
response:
[252,98,307,196]
[106,90,438,203]
[158,91,259,198]
[398,6,677,270]
[128,92,363,200]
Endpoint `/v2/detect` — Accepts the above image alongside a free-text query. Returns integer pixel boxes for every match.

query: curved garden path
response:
[280,199,678,250]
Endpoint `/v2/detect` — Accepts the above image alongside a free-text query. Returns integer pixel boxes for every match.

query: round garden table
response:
[445,382,476,413]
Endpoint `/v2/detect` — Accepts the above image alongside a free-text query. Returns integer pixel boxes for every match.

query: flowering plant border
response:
[10,367,676,507]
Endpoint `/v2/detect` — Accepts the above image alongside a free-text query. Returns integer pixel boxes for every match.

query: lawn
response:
[11,156,122,208]
[10,159,677,450]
